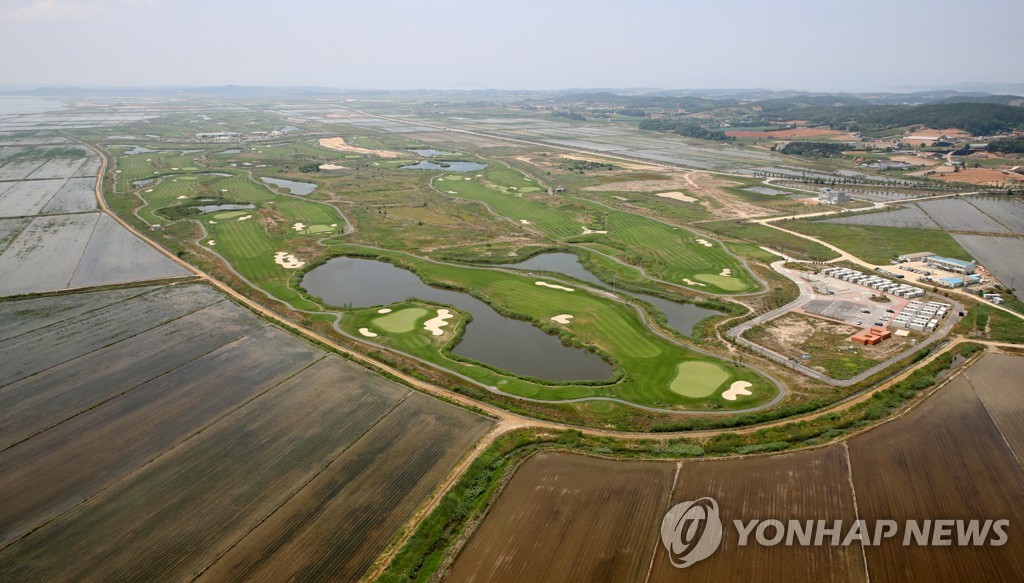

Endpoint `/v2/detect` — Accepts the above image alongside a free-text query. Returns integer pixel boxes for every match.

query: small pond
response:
[400,160,487,172]
[261,176,317,196]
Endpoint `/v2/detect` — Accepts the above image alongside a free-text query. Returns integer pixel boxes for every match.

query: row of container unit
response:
[820,267,925,298]
[890,301,951,332]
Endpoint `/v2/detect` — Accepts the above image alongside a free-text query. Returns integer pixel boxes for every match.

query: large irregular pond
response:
[400,161,487,172]
[261,176,317,196]
[501,253,719,337]
[301,257,613,381]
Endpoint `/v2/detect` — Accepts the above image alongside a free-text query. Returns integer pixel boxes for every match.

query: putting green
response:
[694,273,747,291]
[669,361,730,397]
[305,224,334,234]
[213,211,249,219]
[374,307,429,333]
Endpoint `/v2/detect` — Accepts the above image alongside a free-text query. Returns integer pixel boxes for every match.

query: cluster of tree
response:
[559,159,616,173]
[638,119,734,142]
[986,135,1024,154]
[780,142,847,158]
[551,111,586,121]
[762,103,1024,136]
[298,163,321,173]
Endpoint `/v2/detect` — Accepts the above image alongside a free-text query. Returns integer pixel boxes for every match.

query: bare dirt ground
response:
[318,137,402,159]
[684,172,770,219]
[921,166,1024,185]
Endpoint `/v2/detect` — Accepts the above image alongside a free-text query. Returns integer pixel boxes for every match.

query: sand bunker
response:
[377,308,393,314]
[176,195,187,200]
[682,278,707,287]
[520,219,531,225]
[319,137,402,158]
[581,227,608,235]
[536,281,574,292]
[237,215,252,221]
[656,191,698,203]
[208,220,217,224]
[292,222,307,231]
[695,238,714,247]
[551,314,574,324]
[273,251,305,269]
[722,381,753,401]
[358,327,378,338]
[719,268,732,277]
[423,309,453,336]
[207,240,215,246]
[319,163,347,170]
[613,196,629,201]
[330,223,338,227]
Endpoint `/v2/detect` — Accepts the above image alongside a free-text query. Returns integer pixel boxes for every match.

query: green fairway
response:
[437,166,761,294]
[213,211,249,219]
[374,307,429,333]
[321,244,776,410]
[694,273,746,290]
[670,361,731,397]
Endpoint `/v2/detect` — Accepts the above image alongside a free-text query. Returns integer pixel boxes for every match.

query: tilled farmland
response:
[0,283,493,581]
[448,353,1024,582]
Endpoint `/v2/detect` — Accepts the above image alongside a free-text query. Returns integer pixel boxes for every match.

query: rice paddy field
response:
[445,352,1024,581]
[825,196,1024,236]
[952,234,1024,301]
[0,283,493,581]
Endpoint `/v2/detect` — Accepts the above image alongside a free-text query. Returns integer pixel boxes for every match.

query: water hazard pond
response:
[400,161,487,172]
[502,253,719,337]
[261,176,317,196]
[301,257,613,381]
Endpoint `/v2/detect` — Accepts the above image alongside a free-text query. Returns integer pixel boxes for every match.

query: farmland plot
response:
[67,214,189,288]
[0,325,326,551]
[649,447,865,583]
[73,157,101,177]
[0,284,158,341]
[201,390,493,583]
[825,204,938,229]
[0,160,45,181]
[952,234,1024,301]
[0,179,64,217]
[0,284,222,386]
[960,353,1024,458]
[964,196,1024,235]
[448,452,675,583]
[0,282,493,581]
[0,213,99,294]
[0,355,489,582]
[0,212,188,296]
[39,177,97,214]
[25,157,86,180]
[916,199,1010,234]
[0,299,262,449]
[848,366,1024,583]
[0,218,28,253]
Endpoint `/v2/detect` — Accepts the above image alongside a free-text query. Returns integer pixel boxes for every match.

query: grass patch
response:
[785,221,972,264]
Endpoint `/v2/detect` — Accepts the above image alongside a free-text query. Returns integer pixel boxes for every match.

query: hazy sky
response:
[1,0,1021,92]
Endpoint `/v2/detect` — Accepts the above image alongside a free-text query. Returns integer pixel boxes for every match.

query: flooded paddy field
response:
[0,283,493,581]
